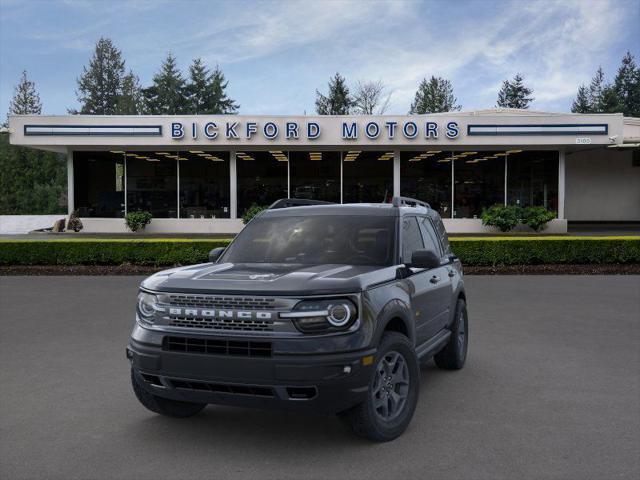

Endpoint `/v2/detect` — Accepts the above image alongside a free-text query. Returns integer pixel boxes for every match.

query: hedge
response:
[0,237,638,266]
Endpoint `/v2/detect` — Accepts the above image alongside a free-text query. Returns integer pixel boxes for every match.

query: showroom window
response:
[178,151,230,218]
[289,151,341,203]
[236,150,288,217]
[343,151,394,203]
[453,151,505,218]
[507,150,558,212]
[401,151,453,217]
[73,151,125,218]
[126,152,177,218]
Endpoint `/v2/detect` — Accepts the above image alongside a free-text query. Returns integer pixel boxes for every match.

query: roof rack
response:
[268,198,334,209]
[390,196,431,209]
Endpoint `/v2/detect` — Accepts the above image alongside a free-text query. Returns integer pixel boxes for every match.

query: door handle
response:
[430,275,440,284]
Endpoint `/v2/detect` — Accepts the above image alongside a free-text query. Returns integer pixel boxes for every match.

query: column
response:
[230,150,237,219]
[558,149,566,219]
[66,149,74,215]
[393,150,400,197]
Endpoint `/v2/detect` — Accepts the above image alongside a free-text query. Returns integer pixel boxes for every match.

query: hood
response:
[141,262,398,296]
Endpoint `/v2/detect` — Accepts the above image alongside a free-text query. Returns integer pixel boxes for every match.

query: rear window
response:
[221,215,396,266]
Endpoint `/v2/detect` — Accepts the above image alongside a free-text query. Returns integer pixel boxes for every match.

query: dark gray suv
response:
[127,197,468,441]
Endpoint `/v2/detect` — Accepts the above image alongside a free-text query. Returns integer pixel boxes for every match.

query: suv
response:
[127,197,468,442]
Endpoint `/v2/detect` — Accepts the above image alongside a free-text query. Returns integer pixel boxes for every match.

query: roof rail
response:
[268,198,334,209]
[390,196,431,209]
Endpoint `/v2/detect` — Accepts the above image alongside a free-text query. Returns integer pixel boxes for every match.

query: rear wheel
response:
[434,298,468,370]
[339,332,419,442]
[131,369,206,418]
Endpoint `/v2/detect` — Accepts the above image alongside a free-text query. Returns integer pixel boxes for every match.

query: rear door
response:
[401,216,439,344]
[418,216,453,334]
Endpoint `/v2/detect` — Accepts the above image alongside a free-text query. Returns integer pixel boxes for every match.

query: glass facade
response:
[179,151,230,218]
[74,151,125,217]
[289,151,340,203]
[453,151,505,218]
[507,150,558,212]
[126,152,177,218]
[72,149,560,220]
[401,150,452,217]
[236,151,288,217]
[343,151,394,203]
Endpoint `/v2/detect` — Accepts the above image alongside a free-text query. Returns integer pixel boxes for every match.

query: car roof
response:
[261,203,435,218]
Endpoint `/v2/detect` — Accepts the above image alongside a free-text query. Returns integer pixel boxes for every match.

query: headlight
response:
[137,291,158,323]
[281,298,358,333]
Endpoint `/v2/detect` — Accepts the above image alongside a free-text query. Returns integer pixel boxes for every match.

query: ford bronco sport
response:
[127,196,468,441]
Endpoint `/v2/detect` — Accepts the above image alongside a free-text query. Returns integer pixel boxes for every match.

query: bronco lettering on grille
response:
[168,308,273,320]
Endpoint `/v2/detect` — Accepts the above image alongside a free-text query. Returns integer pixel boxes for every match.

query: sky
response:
[0,0,638,117]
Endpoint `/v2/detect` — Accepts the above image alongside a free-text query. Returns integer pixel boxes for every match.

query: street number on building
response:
[576,137,592,144]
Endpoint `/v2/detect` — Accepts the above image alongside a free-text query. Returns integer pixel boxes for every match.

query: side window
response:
[401,217,424,263]
[432,216,452,255]
[419,217,442,256]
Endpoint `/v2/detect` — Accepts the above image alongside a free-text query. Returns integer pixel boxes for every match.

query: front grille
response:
[168,316,273,332]
[163,336,272,357]
[168,378,274,397]
[168,294,277,310]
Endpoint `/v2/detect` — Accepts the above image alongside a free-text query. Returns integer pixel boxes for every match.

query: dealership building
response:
[7,109,640,233]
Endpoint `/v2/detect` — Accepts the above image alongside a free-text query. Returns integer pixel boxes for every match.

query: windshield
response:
[221,215,396,266]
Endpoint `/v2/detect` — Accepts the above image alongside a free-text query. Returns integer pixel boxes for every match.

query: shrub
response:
[125,211,153,232]
[481,205,520,232]
[0,237,637,267]
[242,204,268,224]
[66,210,83,232]
[521,206,556,232]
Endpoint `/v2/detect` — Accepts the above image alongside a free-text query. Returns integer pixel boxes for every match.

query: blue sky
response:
[1,0,638,117]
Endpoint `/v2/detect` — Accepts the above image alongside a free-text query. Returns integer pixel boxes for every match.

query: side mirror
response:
[208,247,225,263]
[409,249,441,269]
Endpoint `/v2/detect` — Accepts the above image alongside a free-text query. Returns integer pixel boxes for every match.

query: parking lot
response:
[1,275,638,480]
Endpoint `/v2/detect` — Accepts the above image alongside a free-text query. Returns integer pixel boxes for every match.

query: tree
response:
[315,73,353,115]
[143,53,188,114]
[409,76,460,114]
[185,59,239,114]
[496,73,534,109]
[571,85,591,113]
[75,37,126,114]
[8,70,42,117]
[613,51,640,117]
[587,67,608,112]
[353,80,391,114]
[116,71,144,115]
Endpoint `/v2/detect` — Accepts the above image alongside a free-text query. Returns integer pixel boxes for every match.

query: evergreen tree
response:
[587,67,607,112]
[613,51,640,117]
[185,59,239,114]
[75,37,126,114]
[143,53,188,114]
[1,73,66,214]
[315,73,353,115]
[571,85,591,113]
[409,76,460,114]
[496,73,534,109]
[116,71,144,115]
[8,70,42,116]
[207,65,239,114]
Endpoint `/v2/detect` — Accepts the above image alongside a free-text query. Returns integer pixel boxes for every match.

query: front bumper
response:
[128,326,376,415]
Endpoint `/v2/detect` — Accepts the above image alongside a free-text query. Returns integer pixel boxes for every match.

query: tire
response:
[131,369,206,418]
[339,332,420,442]
[434,298,468,370]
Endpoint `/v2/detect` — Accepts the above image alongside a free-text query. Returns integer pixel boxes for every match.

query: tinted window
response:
[419,217,441,256]
[221,215,396,266]
[401,217,424,263]
[432,215,451,254]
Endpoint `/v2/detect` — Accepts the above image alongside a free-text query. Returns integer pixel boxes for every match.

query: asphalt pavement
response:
[0,275,638,480]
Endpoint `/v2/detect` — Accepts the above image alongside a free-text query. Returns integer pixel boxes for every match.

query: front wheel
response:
[131,369,206,418]
[339,332,419,442]
[434,298,468,370]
